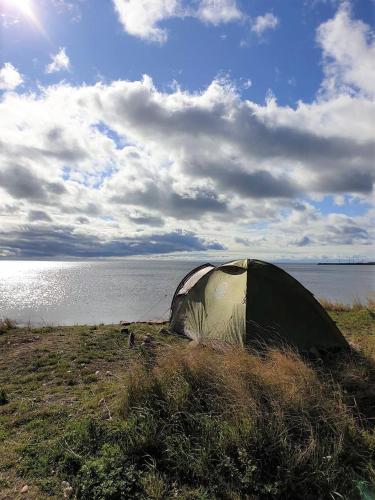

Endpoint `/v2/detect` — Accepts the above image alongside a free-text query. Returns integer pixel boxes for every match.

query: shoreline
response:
[10,296,375,329]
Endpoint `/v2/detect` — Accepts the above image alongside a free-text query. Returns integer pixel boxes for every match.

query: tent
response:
[170,259,349,351]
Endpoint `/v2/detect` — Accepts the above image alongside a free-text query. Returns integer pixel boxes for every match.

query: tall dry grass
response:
[112,344,372,498]
[0,317,16,334]
[319,293,375,312]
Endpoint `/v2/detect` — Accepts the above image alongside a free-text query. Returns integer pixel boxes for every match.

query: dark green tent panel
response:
[170,259,348,351]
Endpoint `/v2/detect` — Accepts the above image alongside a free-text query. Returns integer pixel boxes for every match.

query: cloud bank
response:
[0,3,374,259]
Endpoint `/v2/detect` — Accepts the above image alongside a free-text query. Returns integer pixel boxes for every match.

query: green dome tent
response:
[170,259,349,351]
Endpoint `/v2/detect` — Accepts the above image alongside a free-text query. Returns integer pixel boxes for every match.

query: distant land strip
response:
[317,262,375,265]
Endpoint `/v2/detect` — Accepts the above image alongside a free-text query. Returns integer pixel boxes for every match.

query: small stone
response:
[105,371,112,376]
[95,370,100,376]
[62,481,73,498]
[64,487,73,498]
[21,485,28,493]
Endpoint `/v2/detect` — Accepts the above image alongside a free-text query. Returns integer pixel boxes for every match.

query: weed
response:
[0,475,9,489]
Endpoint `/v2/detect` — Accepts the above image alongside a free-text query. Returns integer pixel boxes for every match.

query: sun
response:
[2,0,47,36]
[10,0,35,18]
[3,0,35,19]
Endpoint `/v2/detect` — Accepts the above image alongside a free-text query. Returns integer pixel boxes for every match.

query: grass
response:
[0,309,374,498]
[319,294,375,312]
[0,317,16,334]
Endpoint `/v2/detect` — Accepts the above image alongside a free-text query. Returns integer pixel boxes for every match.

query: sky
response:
[0,0,374,261]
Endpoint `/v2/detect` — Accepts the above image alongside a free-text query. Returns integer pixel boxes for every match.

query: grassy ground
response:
[0,308,374,499]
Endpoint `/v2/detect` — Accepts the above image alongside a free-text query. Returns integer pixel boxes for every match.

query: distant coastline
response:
[318,262,375,266]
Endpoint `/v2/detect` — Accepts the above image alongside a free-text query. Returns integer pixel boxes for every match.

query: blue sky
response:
[4,0,373,103]
[0,0,374,260]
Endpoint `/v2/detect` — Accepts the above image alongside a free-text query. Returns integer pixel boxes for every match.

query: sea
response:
[0,260,374,326]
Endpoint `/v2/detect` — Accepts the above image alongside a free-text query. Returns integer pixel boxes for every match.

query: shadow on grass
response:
[319,347,375,427]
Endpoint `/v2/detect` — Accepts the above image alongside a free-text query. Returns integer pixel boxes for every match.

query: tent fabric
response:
[178,264,215,296]
[170,259,349,351]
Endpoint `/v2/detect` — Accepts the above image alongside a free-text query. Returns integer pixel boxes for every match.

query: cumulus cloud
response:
[196,0,243,25]
[112,0,242,43]
[0,4,373,259]
[45,47,71,74]
[251,12,278,35]
[277,208,373,250]
[128,213,165,227]
[294,235,313,247]
[0,62,23,90]
[324,220,370,245]
[0,69,374,256]
[28,210,53,222]
[76,216,90,224]
[234,236,266,247]
[112,0,180,44]
[317,1,375,98]
[0,165,66,201]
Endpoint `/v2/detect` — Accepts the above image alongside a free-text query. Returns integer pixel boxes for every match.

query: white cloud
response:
[51,0,82,22]
[0,63,23,91]
[112,0,243,43]
[251,12,279,35]
[112,0,181,43]
[45,47,71,74]
[317,1,375,98]
[196,0,243,25]
[0,71,373,257]
[242,78,252,89]
[0,5,373,259]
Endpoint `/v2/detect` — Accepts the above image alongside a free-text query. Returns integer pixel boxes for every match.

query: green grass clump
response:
[31,346,373,499]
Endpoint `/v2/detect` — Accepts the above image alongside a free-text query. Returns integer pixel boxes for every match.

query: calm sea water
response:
[0,260,374,326]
